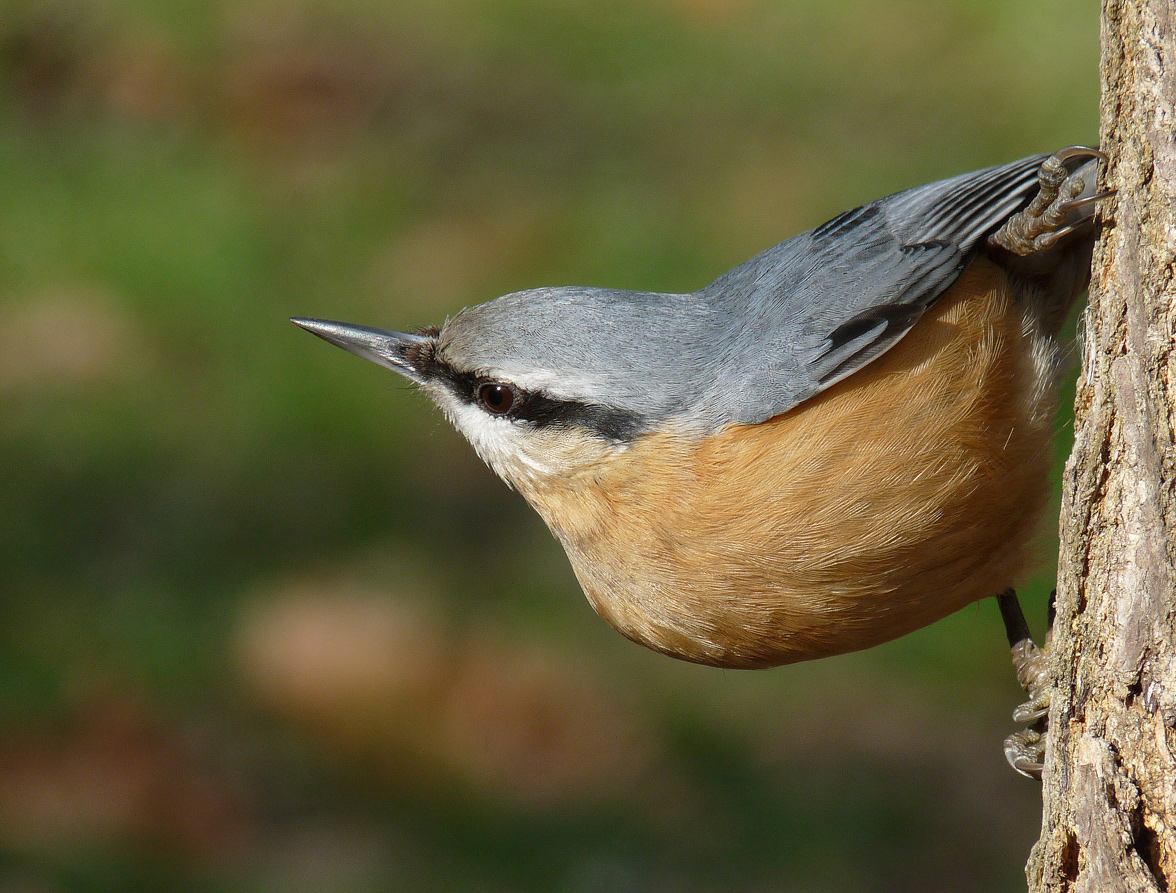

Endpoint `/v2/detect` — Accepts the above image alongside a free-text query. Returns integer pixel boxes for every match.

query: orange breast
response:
[523,258,1059,668]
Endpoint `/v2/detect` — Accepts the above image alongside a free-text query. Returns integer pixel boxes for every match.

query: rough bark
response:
[1026,1,1176,890]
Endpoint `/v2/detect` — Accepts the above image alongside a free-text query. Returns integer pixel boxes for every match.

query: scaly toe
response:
[996,589,1053,779]
[1033,223,1082,251]
[988,147,1108,256]
[1012,695,1050,725]
[1004,727,1045,779]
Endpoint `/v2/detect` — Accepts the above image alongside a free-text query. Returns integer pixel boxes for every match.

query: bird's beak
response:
[290,317,433,383]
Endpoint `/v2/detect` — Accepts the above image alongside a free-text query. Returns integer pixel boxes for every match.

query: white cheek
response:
[423,385,631,491]
[425,387,555,485]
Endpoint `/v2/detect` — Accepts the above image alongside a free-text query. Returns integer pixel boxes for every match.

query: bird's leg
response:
[997,588,1055,778]
[989,146,1111,255]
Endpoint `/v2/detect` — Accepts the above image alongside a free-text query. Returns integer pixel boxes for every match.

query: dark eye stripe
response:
[510,392,644,441]
[416,351,643,442]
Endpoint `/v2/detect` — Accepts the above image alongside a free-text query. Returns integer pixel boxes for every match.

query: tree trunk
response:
[1026,1,1176,890]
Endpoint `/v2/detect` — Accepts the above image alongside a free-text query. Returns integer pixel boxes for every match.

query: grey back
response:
[438,154,1048,432]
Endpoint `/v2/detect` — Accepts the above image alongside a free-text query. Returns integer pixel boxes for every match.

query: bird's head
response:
[291,285,704,494]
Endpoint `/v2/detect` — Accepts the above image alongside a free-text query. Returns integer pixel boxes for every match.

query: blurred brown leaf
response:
[0,289,144,391]
[0,5,93,116]
[236,576,664,810]
[0,692,253,859]
[96,29,191,123]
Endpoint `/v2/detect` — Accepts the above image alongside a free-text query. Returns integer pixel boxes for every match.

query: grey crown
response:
[437,154,1048,433]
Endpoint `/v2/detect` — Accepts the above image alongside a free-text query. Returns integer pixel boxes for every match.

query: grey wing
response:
[806,153,1048,388]
[703,154,1047,427]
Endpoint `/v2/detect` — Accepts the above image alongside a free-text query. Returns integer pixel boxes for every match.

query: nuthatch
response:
[293,148,1106,676]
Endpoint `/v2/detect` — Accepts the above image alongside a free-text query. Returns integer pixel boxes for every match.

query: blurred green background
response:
[0,0,1097,890]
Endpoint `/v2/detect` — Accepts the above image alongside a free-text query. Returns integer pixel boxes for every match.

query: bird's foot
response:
[997,588,1055,778]
[989,146,1111,255]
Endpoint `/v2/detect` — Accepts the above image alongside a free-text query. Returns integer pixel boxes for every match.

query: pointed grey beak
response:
[290,317,433,382]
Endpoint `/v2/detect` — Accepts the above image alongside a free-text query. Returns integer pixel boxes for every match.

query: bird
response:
[292,148,1105,682]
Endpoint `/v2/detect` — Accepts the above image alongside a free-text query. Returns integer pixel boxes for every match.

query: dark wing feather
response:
[805,154,1046,391]
[697,154,1049,427]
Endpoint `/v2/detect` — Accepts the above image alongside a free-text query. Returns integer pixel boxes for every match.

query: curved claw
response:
[1056,188,1117,216]
[1013,700,1050,724]
[1053,145,1107,165]
[1004,727,1045,779]
[1034,223,1082,251]
[998,590,1053,779]
[990,148,1109,257]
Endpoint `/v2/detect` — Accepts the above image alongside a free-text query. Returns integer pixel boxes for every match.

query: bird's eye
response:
[478,383,516,415]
